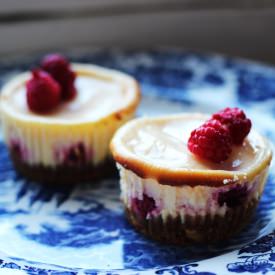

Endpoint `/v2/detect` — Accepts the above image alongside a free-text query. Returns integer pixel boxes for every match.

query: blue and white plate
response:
[0,49,274,275]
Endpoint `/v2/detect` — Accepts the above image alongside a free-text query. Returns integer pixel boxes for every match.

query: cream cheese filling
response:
[119,165,268,220]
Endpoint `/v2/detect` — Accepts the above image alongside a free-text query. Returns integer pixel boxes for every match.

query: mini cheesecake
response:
[0,64,140,183]
[110,113,272,244]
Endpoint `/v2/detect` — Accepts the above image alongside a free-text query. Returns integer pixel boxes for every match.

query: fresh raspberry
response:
[188,119,232,163]
[26,69,61,113]
[41,53,69,73]
[132,194,156,219]
[212,107,252,145]
[61,69,77,100]
[41,53,76,100]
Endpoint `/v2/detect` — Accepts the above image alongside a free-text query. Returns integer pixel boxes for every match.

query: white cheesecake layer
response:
[118,165,268,221]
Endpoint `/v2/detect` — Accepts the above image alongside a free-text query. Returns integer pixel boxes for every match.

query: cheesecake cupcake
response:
[0,54,140,184]
[110,108,272,244]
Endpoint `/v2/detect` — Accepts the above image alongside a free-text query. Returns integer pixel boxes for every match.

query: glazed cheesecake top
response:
[111,114,272,186]
[0,64,139,124]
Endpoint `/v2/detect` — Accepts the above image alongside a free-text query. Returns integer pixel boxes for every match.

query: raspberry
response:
[41,53,69,73]
[188,119,232,163]
[132,194,156,219]
[41,53,76,100]
[26,69,61,113]
[61,69,77,100]
[66,84,77,100]
[212,107,252,145]
[218,185,248,208]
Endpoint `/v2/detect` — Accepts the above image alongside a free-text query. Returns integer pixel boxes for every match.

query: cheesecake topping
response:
[26,54,76,114]
[26,69,61,113]
[188,108,252,163]
[41,53,76,100]
[188,119,233,163]
[2,64,137,123]
[212,107,252,145]
[121,114,264,172]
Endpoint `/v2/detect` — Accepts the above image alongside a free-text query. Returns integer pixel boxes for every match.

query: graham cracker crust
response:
[126,199,258,244]
[11,151,117,184]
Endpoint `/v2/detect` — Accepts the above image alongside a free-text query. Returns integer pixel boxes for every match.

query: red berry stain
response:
[218,185,248,208]
[132,194,156,219]
[63,143,87,166]
[11,141,23,159]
